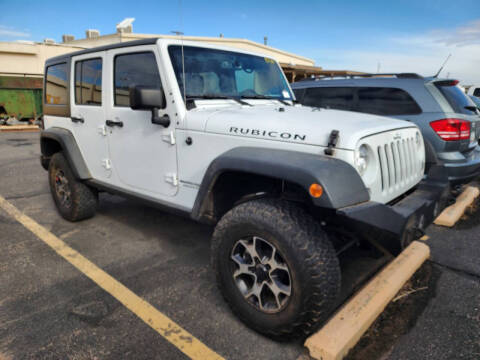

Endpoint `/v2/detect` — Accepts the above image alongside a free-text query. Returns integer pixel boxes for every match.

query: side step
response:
[304,241,430,360]
[434,185,479,227]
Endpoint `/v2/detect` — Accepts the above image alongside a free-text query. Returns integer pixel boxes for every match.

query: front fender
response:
[191,147,369,221]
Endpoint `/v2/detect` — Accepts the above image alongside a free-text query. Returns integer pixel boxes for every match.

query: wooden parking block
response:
[304,241,430,360]
[434,186,480,227]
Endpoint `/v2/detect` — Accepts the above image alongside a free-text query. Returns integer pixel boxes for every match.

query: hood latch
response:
[324,130,339,156]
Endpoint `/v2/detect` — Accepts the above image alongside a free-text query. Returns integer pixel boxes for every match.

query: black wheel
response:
[212,198,341,339]
[48,152,98,222]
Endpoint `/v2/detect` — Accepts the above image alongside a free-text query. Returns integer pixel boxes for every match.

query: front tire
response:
[212,199,341,339]
[48,152,98,222]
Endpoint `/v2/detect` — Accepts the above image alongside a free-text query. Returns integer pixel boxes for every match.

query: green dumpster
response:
[0,75,43,121]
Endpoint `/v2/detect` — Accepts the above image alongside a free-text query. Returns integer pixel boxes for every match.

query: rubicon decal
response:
[229,127,306,141]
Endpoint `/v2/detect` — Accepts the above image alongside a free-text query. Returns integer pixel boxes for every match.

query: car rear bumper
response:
[443,146,480,185]
[336,165,450,255]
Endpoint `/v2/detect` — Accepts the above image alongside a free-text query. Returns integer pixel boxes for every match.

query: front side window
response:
[303,87,355,111]
[114,52,162,107]
[356,87,421,115]
[45,63,68,105]
[75,58,102,105]
[168,45,293,101]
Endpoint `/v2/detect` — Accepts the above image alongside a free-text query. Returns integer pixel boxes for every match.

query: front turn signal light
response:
[309,183,323,198]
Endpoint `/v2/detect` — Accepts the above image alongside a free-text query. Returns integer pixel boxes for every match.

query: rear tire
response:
[48,152,98,222]
[212,198,341,339]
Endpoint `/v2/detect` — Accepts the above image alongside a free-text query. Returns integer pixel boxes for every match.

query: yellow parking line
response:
[0,195,224,360]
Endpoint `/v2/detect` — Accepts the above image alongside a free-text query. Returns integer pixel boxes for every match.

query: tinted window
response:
[292,88,305,102]
[303,87,355,111]
[435,82,477,115]
[168,45,293,100]
[357,87,421,115]
[75,58,102,105]
[45,63,68,105]
[114,52,162,107]
[473,88,480,97]
[469,95,480,108]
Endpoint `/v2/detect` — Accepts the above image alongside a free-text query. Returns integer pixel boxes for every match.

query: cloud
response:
[433,19,480,46]
[312,19,480,85]
[0,25,30,38]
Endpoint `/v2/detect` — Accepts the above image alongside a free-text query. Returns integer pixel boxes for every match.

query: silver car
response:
[292,74,480,185]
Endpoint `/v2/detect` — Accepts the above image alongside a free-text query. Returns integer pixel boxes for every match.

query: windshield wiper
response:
[186,94,252,106]
[240,94,292,106]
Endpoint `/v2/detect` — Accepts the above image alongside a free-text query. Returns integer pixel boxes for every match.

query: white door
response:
[104,46,178,197]
[70,53,111,182]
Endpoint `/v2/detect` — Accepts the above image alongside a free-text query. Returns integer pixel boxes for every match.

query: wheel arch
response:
[191,147,370,224]
[40,127,91,179]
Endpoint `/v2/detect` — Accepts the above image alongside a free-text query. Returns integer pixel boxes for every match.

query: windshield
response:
[168,45,293,102]
[435,82,478,115]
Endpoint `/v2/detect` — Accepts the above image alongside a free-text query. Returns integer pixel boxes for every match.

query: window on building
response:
[75,58,102,105]
[114,52,163,107]
[356,87,422,115]
[45,63,68,105]
[303,87,355,111]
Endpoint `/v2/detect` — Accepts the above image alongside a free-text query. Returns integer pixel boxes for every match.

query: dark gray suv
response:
[292,74,480,185]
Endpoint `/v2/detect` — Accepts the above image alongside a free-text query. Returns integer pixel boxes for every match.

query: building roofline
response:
[62,32,314,65]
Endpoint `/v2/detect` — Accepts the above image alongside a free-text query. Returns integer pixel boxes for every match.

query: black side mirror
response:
[129,86,170,127]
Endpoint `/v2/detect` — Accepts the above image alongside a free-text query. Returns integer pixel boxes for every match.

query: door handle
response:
[106,120,124,128]
[71,116,84,124]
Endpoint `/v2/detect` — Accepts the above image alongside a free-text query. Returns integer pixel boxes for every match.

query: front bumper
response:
[336,165,450,255]
[443,146,480,185]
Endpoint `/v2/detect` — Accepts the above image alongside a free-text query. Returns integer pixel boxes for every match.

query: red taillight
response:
[430,118,470,141]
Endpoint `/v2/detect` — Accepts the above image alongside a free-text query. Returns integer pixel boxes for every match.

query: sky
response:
[1,0,479,84]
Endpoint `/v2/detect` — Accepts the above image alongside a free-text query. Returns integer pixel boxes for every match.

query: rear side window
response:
[357,87,421,115]
[474,88,480,97]
[435,82,477,115]
[114,52,163,107]
[75,58,102,105]
[45,63,68,105]
[303,87,355,111]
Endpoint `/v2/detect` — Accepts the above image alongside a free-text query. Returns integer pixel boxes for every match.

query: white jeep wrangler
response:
[40,38,449,339]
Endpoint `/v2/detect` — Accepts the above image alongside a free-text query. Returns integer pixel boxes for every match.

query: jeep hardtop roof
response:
[45,38,274,67]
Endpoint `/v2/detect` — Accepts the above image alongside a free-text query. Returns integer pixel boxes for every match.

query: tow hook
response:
[324,130,339,156]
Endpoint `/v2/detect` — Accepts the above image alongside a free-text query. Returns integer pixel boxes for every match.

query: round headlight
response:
[355,144,369,175]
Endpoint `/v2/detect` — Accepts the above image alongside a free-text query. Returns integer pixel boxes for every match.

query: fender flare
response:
[191,147,370,221]
[40,127,91,179]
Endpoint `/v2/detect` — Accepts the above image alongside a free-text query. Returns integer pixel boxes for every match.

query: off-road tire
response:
[48,152,98,222]
[212,198,341,339]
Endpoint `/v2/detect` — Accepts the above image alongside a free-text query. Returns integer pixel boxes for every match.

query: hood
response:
[187,103,417,150]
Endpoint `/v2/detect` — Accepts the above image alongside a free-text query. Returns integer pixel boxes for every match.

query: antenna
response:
[173,0,187,131]
[434,54,451,78]
[172,0,186,107]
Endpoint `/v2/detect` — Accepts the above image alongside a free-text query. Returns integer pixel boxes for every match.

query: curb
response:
[305,241,430,360]
[434,185,480,227]
[0,125,40,132]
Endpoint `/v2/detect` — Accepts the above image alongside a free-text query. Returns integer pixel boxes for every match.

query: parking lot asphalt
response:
[1,132,479,360]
